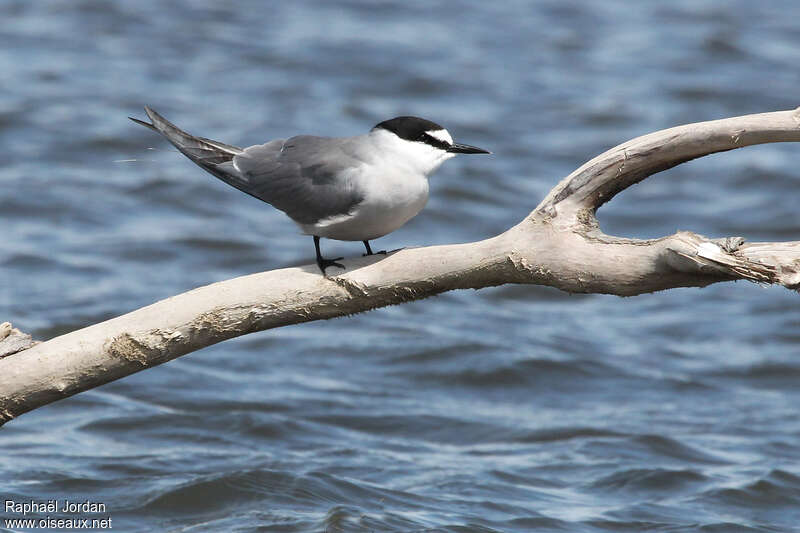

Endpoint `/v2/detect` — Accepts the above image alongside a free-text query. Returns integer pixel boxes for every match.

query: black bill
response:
[447,142,491,154]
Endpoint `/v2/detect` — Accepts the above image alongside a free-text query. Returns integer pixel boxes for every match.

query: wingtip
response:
[143,105,164,123]
[129,115,156,131]
[131,105,168,132]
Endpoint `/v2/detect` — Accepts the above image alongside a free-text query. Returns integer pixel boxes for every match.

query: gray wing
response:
[231,136,365,225]
[131,107,364,225]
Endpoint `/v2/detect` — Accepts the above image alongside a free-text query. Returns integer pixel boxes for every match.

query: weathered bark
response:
[2,108,800,425]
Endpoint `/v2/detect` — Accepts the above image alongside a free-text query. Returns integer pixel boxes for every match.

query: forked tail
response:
[129,106,244,173]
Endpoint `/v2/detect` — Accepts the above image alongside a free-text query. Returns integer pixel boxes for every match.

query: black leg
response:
[362,240,387,257]
[313,236,344,274]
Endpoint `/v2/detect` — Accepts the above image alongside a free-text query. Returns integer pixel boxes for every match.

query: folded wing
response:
[233,136,365,225]
[132,107,365,225]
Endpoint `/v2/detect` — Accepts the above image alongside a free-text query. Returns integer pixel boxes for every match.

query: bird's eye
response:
[419,133,450,151]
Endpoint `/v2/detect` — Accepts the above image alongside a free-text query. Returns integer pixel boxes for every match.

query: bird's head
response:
[371,116,490,175]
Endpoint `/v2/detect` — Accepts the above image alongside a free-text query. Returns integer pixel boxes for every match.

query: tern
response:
[130,107,490,273]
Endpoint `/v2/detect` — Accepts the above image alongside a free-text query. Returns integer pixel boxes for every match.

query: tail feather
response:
[130,106,258,192]
[129,106,244,168]
[129,116,157,132]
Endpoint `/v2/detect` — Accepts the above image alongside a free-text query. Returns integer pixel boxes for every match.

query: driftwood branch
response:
[2,108,800,425]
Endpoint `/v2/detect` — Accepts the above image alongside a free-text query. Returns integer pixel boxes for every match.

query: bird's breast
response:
[363,166,429,212]
[303,167,430,241]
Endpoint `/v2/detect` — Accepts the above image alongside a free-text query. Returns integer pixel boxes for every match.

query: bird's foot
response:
[317,257,345,275]
[362,250,387,257]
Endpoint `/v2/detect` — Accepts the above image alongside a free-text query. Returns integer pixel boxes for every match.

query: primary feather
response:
[133,107,364,227]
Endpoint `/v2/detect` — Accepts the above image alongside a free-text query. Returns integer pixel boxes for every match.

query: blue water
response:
[3,1,800,531]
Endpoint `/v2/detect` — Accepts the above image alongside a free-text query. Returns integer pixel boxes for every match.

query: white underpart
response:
[426,128,453,145]
[300,128,456,241]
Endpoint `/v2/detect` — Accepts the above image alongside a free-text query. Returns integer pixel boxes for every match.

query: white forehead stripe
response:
[426,129,453,145]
